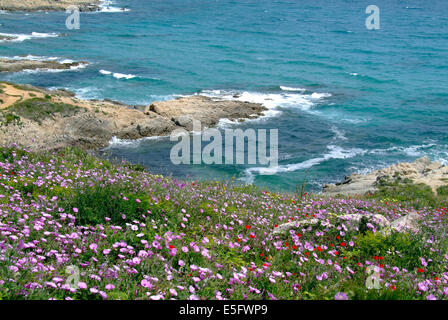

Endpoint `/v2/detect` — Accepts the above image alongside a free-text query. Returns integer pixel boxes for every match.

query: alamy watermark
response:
[365,265,381,289]
[66,5,80,30]
[170,120,278,174]
[365,5,380,30]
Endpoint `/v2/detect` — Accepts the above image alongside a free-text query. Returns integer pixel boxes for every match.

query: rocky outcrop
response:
[273,212,421,237]
[145,95,266,131]
[0,0,101,12]
[389,212,420,234]
[323,157,448,196]
[0,35,15,41]
[0,58,88,73]
[0,82,266,150]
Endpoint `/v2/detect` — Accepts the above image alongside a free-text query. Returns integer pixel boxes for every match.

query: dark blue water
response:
[1,0,448,192]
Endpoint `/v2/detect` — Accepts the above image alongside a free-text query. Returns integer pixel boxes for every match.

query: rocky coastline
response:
[0,82,267,150]
[0,0,101,12]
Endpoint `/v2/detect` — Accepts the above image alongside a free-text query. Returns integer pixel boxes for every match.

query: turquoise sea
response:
[1,0,448,192]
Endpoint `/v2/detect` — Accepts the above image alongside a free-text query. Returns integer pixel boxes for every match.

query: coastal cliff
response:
[0,0,101,11]
[0,82,266,150]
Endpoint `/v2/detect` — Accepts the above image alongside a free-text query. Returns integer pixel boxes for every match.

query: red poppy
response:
[340,242,346,247]
[169,245,175,249]
[336,235,340,240]
[380,264,384,268]
[434,277,439,281]
[418,268,425,273]
[317,246,323,252]
[284,242,289,247]
[391,285,396,291]
[260,253,264,257]
[245,225,251,230]
[292,245,297,250]
[296,233,301,237]
[274,224,278,228]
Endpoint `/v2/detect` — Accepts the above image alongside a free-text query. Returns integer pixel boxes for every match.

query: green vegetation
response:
[0,113,21,126]
[365,177,448,209]
[6,98,83,124]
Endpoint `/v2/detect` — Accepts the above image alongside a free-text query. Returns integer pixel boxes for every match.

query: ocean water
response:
[1,0,448,192]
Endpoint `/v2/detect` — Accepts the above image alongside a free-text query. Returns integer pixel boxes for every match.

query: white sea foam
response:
[331,126,348,141]
[280,86,306,92]
[0,32,58,42]
[241,145,366,184]
[201,89,332,123]
[99,0,130,12]
[107,135,168,148]
[369,143,437,157]
[99,69,136,79]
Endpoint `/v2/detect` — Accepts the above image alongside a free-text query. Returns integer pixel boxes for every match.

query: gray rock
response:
[390,212,420,233]
[336,213,390,232]
[272,218,333,236]
[172,115,193,129]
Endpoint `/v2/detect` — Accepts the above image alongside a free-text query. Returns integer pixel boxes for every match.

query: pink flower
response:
[141,279,153,289]
[90,287,99,294]
[73,208,79,213]
[169,288,178,296]
[418,282,428,292]
[105,284,115,290]
[78,282,87,289]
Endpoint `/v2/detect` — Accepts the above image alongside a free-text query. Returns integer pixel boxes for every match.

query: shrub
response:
[7,98,83,124]
[62,184,151,226]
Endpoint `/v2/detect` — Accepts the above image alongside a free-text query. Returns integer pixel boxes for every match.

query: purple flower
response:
[78,282,87,289]
[334,292,349,300]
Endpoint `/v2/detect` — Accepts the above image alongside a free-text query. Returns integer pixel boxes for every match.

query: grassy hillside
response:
[0,147,447,300]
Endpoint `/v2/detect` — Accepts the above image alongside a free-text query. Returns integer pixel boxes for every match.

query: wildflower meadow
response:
[0,147,447,300]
